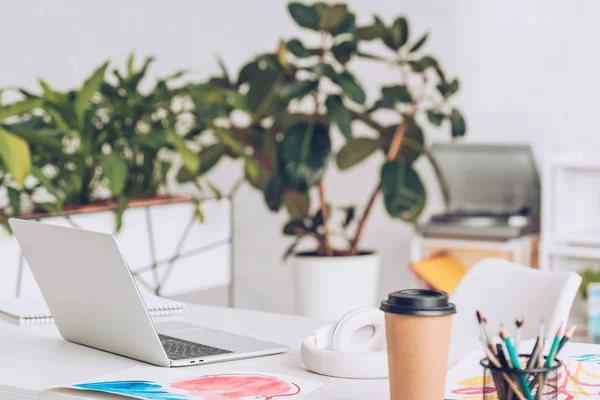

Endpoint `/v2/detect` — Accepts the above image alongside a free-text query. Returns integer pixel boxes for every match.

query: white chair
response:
[450,258,581,340]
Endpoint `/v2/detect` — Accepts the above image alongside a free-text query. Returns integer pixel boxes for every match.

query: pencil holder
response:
[480,355,562,400]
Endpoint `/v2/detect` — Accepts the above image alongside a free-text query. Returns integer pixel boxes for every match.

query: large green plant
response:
[178,2,466,257]
[0,55,199,230]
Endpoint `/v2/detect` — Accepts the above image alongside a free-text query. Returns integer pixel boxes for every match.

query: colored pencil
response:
[558,325,577,353]
[544,326,563,368]
[484,348,527,400]
[515,318,524,353]
[477,311,496,354]
[501,327,534,400]
[526,319,545,370]
[496,343,510,368]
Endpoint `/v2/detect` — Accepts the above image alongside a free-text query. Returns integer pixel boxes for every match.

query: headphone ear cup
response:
[330,307,385,353]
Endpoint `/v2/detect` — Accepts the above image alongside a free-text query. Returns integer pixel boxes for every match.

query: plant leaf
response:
[283,219,310,236]
[75,61,109,128]
[450,108,466,137]
[126,53,135,77]
[0,128,31,186]
[355,16,386,41]
[283,237,302,261]
[278,121,331,192]
[7,187,21,216]
[437,78,460,98]
[409,55,438,73]
[325,95,352,140]
[427,111,445,126]
[31,167,62,208]
[336,137,379,170]
[207,182,223,201]
[237,61,258,86]
[287,39,313,58]
[331,40,358,65]
[318,4,348,31]
[264,173,285,211]
[288,2,320,30]
[246,64,280,116]
[198,143,227,176]
[409,33,429,53]
[381,161,426,221]
[383,17,409,50]
[343,206,355,228]
[322,65,366,104]
[100,153,129,197]
[166,130,200,173]
[284,192,310,221]
[115,195,129,231]
[279,80,318,103]
[0,98,42,122]
[382,85,413,104]
[330,12,356,36]
[216,55,231,86]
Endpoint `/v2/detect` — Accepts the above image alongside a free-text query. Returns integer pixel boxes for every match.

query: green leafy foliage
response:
[100,153,129,196]
[336,138,380,170]
[322,65,365,104]
[0,53,198,229]
[450,108,466,137]
[381,160,426,222]
[383,17,409,50]
[288,2,320,30]
[325,95,352,140]
[0,128,31,187]
[331,40,357,65]
[355,16,386,41]
[278,122,331,192]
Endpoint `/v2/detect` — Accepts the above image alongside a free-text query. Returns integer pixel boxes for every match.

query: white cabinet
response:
[541,154,600,270]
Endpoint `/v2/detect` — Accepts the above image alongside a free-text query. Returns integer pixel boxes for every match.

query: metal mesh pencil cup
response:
[480,355,562,400]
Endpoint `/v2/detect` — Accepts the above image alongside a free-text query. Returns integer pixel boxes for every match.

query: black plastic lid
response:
[380,289,457,316]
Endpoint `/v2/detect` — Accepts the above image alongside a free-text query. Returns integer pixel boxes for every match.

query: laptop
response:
[9,218,288,367]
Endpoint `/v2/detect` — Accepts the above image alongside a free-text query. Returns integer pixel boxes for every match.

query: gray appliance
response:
[417,143,540,241]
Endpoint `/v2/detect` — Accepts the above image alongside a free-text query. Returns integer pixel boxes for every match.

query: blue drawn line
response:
[570,354,600,364]
[74,380,186,400]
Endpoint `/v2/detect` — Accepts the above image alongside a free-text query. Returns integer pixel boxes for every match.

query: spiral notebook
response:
[0,290,186,326]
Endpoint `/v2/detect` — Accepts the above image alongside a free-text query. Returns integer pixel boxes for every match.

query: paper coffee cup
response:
[380,289,456,400]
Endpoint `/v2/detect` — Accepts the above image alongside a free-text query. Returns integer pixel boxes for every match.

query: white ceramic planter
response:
[292,252,381,320]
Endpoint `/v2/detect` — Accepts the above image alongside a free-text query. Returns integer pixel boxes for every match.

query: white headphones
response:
[300,307,388,379]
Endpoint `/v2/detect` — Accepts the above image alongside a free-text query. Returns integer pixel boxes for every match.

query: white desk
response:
[0,304,479,399]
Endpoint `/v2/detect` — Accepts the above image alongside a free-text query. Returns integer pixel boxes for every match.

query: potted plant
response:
[0,55,228,298]
[179,2,465,319]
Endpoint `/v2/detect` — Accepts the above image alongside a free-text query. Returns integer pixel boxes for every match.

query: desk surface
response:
[0,304,478,399]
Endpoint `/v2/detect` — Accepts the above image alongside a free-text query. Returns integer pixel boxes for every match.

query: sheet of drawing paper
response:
[66,366,324,400]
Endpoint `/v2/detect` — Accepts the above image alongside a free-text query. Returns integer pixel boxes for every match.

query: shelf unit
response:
[541,154,600,271]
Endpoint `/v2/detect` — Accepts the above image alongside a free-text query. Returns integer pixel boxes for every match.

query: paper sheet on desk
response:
[445,341,600,399]
[66,366,323,399]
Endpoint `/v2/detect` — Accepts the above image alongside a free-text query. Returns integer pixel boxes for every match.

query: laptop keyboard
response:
[159,334,233,360]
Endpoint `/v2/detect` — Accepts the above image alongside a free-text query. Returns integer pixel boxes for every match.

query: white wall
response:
[3,0,599,314]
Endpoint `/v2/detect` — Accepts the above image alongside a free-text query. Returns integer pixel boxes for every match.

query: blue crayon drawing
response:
[569,353,600,364]
[74,380,186,400]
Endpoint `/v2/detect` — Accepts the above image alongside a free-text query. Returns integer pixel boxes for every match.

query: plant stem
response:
[318,180,333,256]
[349,123,409,255]
[314,32,333,257]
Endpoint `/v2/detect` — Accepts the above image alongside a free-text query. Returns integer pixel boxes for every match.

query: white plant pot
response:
[292,252,381,320]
